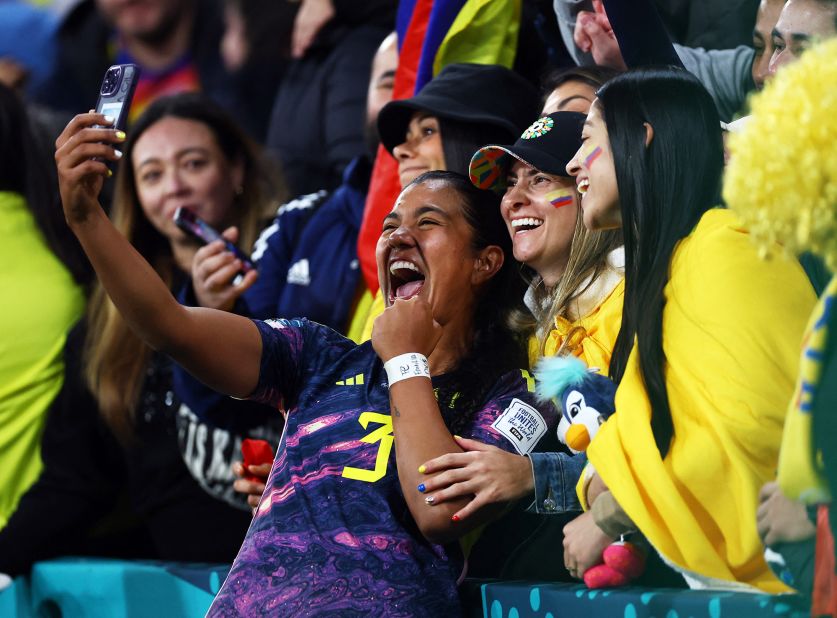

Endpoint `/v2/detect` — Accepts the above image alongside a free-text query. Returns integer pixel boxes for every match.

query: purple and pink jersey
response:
[207,319,555,616]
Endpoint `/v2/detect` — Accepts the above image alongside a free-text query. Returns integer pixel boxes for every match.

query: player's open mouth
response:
[388,259,426,302]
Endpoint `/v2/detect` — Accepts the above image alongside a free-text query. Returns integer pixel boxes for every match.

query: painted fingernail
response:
[418,465,427,474]
[424,496,434,504]
[113,149,122,159]
[417,483,426,493]
[107,169,113,177]
[451,514,460,523]
[453,435,462,440]
[104,115,115,124]
[115,130,126,140]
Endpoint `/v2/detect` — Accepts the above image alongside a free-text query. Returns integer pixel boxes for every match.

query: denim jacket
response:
[525,451,586,514]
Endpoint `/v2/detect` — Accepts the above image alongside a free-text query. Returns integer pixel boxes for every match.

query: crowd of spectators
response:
[1,0,835,615]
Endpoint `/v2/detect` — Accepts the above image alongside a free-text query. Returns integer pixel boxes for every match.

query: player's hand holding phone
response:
[56,112,126,223]
[56,64,138,223]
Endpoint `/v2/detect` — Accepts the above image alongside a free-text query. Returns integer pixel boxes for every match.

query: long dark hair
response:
[406,171,527,420]
[601,67,723,458]
[0,84,90,285]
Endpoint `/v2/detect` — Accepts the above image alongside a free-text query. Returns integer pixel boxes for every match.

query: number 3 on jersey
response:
[341,412,393,483]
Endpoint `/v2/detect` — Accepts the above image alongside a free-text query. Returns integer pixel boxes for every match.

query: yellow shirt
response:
[532,277,624,372]
[0,192,85,527]
[588,209,815,593]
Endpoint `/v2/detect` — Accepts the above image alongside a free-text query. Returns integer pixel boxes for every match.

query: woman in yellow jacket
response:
[561,67,815,592]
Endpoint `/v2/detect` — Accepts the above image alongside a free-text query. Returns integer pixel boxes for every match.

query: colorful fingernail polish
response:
[453,435,462,441]
[418,465,427,474]
[104,115,115,124]
[113,149,122,159]
[424,496,434,504]
[417,483,426,493]
[451,514,460,523]
[115,130,126,140]
[106,169,113,177]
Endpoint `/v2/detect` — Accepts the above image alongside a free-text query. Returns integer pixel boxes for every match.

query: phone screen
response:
[98,101,125,120]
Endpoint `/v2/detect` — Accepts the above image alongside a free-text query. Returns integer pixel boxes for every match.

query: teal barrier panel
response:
[0,576,33,618]
[481,582,811,618]
[28,558,229,618]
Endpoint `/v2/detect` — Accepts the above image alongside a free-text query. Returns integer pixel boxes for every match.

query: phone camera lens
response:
[101,66,122,95]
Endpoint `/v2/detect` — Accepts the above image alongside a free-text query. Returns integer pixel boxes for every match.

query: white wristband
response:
[383,353,431,387]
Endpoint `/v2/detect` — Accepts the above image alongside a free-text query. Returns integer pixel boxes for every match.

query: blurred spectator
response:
[724,38,837,608]
[568,0,782,120]
[174,33,398,427]
[0,94,284,575]
[540,65,620,114]
[768,0,837,77]
[0,83,86,530]
[263,0,395,196]
[651,0,760,50]
[220,0,298,142]
[751,0,786,87]
[29,0,269,139]
[554,0,759,65]
[0,1,59,96]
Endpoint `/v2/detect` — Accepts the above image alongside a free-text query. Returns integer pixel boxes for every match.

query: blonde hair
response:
[723,39,837,269]
[510,208,622,354]
[84,94,283,443]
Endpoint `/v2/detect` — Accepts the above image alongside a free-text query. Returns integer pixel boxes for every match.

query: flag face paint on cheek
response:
[546,189,574,209]
[584,145,603,168]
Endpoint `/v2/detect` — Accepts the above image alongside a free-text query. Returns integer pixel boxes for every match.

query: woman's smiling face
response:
[567,101,621,231]
[500,160,579,287]
[132,116,242,241]
[392,113,447,188]
[375,179,500,326]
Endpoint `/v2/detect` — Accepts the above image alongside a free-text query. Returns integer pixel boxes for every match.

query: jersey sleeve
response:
[247,318,310,409]
[461,370,559,456]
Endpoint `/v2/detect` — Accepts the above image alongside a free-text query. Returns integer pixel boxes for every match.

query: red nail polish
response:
[451,514,460,523]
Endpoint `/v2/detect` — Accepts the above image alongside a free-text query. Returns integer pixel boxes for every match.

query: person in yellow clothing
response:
[0,85,86,528]
[725,40,837,610]
[560,66,816,592]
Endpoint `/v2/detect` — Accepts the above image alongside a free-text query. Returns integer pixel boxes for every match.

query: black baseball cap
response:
[469,111,586,194]
[377,63,539,154]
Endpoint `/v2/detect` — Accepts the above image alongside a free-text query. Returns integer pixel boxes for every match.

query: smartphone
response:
[173,207,255,280]
[241,439,274,482]
[94,64,139,133]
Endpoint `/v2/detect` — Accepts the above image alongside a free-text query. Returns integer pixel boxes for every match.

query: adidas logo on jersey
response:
[287,259,311,286]
[336,373,365,386]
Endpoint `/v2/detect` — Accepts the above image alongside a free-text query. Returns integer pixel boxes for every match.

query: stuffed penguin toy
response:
[534,354,646,589]
[534,355,616,453]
